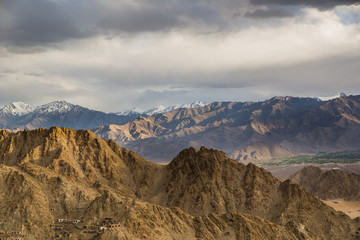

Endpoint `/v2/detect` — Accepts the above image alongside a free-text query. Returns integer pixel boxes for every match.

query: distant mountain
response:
[115,107,144,116]
[0,100,138,130]
[145,100,208,115]
[0,101,34,116]
[317,92,347,101]
[94,95,360,163]
[0,128,357,239]
[33,100,82,114]
[115,100,208,116]
[0,100,207,132]
[288,166,360,201]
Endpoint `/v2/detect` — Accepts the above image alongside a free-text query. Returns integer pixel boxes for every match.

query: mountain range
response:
[0,100,139,131]
[2,95,360,164]
[0,100,207,131]
[116,100,208,116]
[0,127,358,239]
[95,94,360,163]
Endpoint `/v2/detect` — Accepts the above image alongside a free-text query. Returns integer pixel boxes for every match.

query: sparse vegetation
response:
[261,150,360,166]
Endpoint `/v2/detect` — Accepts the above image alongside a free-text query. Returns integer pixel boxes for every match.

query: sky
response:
[0,0,359,112]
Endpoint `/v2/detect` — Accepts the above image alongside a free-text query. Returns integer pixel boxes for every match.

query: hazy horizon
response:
[0,92,353,113]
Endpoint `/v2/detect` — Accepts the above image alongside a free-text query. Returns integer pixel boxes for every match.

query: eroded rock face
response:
[0,128,358,239]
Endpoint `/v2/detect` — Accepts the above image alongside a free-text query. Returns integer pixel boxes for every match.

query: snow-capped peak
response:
[183,100,208,109]
[143,105,168,116]
[317,93,347,101]
[35,100,79,114]
[117,101,209,116]
[1,102,34,116]
[143,101,208,116]
[115,107,144,116]
[163,101,208,112]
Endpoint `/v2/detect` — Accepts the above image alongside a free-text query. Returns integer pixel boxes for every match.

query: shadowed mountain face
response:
[94,95,360,163]
[288,166,360,201]
[0,128,358,239]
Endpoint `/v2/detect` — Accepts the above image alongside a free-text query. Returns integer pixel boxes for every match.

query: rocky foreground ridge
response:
[0,127,359,239]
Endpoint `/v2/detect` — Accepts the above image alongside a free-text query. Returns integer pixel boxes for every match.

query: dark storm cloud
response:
[2,0,358,51]
[0,0,245,49]
[0,0,89,47]
[250,0,360,10]
[245,8,295,19]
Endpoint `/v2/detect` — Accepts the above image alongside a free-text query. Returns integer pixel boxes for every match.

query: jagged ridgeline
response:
[0,127,359,239]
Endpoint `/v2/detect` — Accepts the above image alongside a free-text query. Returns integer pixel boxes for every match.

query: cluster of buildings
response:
[81,217,121,235]
[57,219,81,224]
[50,219,80,239]
[101,218,121,228]
[50,217,121,238]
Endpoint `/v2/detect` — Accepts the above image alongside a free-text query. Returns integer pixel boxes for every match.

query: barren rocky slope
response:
[0,128,359,239]
[288,166,360,201]
[95,95,360,163]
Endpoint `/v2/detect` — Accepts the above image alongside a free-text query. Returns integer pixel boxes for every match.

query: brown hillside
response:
[288,166,360,201]
[0,128,358,239]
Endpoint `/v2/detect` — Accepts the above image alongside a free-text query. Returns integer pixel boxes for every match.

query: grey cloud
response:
[98,8,183,33]
[0,79,77,107]
[0,0,89,48]
[0,0,247,50]
[245,8,295,19]
[25,72,44,77]
[96,0,226,33]
[2,0,357,51]
[128,55,360,108]
[1,52,359,112]
[250,0,360,10]
[136,89,192,109]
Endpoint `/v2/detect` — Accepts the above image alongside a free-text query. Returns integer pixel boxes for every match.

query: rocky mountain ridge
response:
[115,100,208,116]
[0,128,358,239]
[3,95,360,164]
[96,95,360,162]
[0,100,208,132]
[0,100,139,131]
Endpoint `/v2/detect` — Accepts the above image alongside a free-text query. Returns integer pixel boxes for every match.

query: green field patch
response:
[260,150,360,166]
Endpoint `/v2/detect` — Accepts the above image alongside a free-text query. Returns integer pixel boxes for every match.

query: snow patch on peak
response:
[1,102,34,116]
[145,101,208,116]
[317,93,347,101]
[115,101,209,116]
[35,100,80,114]
[115,107,144,116]
[143,105,168,116]
[182,100,208,109]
